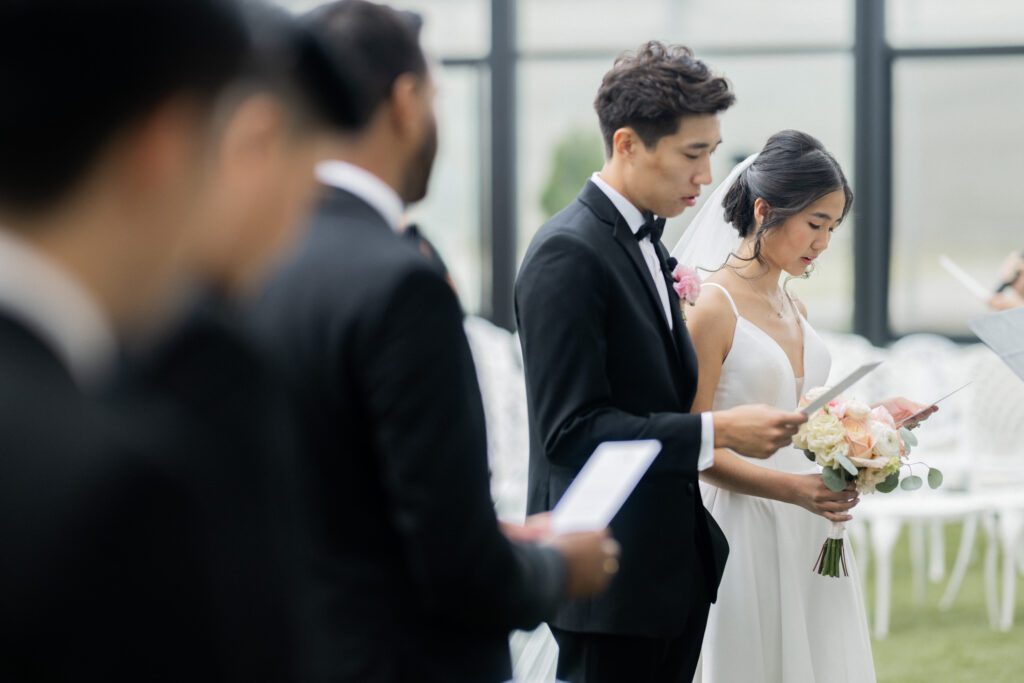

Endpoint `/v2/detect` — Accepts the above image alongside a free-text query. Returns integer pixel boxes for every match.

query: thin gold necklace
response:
[741,274,788,319]
[725,255,788,319]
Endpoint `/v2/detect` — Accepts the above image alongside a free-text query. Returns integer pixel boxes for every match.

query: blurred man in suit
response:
[0,1,252,680]
[253,2,619,681]
[100,4,366,680]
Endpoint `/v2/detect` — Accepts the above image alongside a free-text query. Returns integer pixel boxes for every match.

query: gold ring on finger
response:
[603,557,619,575]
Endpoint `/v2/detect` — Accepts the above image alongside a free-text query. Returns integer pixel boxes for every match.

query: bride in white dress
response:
[674,130,930,683]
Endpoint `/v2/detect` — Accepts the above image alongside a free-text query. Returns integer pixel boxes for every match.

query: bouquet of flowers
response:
[793,387,943,578]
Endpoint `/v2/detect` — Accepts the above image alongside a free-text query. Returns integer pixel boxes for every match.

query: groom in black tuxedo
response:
[253,3,618,682]
[516,42,808,682]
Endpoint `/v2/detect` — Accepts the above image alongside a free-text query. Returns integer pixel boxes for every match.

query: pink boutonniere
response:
[671,264,701,319]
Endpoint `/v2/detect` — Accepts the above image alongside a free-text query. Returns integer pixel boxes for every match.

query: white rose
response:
[795,412,847,466]
[856,466,890,494]
[817,439,850,468]
[845,399,871,421]
[871,422,901,460]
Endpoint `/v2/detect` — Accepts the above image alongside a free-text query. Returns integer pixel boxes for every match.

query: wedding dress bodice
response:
[703,282,832,474]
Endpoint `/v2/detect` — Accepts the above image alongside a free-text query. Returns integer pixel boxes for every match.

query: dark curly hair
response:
[722,129,852,267]
[594,41,735,157]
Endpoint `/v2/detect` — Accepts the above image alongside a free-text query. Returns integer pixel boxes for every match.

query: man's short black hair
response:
[595,41,735,156]
[237,2,361,131]
[303,0,427,131]
[0,0,248,214]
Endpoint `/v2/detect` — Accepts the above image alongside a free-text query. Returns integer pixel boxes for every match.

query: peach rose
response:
[843,416,876,459]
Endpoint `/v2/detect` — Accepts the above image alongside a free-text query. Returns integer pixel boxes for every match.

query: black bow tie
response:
[635,212,666,244]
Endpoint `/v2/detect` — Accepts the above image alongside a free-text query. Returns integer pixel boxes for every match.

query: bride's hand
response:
[788,474,859,523]
[875,396,937,430]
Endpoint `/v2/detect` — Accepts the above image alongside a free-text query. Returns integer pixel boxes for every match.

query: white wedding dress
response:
[694,282,875,683]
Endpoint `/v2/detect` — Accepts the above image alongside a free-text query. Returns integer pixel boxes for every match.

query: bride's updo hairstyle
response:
[722,130,853,266]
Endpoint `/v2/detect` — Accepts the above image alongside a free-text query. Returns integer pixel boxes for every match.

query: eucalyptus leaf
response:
[900,475,923,491]
[900,427,918,448]
[822,467,848,492]
[927,468,944,489]
[803,449,816,463]
[876,472,900,493]
[835,451,859,476]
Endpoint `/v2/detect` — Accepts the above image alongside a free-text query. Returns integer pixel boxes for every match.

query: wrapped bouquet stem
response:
[814,521,849,578]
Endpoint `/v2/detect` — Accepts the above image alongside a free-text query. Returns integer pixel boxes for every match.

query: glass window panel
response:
[517,54,854,331]
[273,0,489,59]
[890,58,1024,336]
[888,0,1024,48]
[407,65,486,313]
[518,0,852,53]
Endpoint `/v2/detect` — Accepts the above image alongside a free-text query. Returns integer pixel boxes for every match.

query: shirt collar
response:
[316,160,405,231]
[0,228,116,386]
[590,172,648,234]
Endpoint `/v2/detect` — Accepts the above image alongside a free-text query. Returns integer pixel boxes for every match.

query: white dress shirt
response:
[316,160,404,231]
[590,173,715,471]
[0,228,116,387]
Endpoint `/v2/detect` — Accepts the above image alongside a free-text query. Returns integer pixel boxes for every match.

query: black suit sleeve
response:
[516,232,703,475]
[358,265,565,630]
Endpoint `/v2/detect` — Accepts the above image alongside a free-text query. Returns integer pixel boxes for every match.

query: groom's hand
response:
[713,405,807,458]
[546,529,620,599]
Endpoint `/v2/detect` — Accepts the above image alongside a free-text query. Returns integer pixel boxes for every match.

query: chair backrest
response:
[881,334,969,452]
[463,315,530,522]
[962,345,1024,491]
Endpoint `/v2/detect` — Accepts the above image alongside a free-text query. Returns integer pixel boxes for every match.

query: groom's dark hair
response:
[595,41,735,157]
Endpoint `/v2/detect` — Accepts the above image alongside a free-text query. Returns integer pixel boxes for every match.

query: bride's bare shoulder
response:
[687,278,737,347]
[692,274,737,316]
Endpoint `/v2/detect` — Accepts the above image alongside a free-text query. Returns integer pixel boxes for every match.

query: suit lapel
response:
[656,240,699,382]
[609,219,677,338]
[577,182,685,379]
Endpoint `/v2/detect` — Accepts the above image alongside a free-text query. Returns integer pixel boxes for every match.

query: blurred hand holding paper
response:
[969,307,1024,382]
[550,440,661,534]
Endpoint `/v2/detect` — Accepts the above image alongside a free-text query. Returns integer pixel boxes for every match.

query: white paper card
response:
[939,255,991,301]
[551,440,662,535]
[895,381,971,428]
[800,362,882,415]
[970,308,1024,383]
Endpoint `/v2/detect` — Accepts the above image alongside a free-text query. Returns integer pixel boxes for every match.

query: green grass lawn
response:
[864,523,1024,682]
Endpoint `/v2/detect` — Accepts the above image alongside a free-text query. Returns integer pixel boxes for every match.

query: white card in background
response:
[939,255,991,301]
[800,362,882,415]
[970,307,1024,383]
[551,440,662,535]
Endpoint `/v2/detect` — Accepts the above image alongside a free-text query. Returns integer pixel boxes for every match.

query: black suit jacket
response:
[0,313,225,681]
[252,187,566,683]
[515,180,728,639]
[106,294,305,682]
